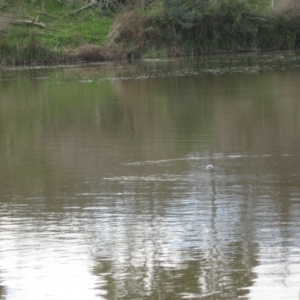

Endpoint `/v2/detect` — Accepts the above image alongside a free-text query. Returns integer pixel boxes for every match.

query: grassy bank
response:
[0,0,114,64]
[1,0,300,65]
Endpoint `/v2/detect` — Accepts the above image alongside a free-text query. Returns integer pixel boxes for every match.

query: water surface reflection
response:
[1,54,300,299]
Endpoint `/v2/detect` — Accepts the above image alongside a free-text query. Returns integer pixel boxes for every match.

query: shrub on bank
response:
[107,0,300,57]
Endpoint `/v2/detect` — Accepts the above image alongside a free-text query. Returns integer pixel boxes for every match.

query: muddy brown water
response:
[1,53,300,299]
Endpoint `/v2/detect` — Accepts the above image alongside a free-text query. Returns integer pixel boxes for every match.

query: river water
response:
[1,53,300,300]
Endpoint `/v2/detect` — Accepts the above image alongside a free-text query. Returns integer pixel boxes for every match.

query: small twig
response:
[23,8,33,19]
[247,17,268,21]
[37,10,60,19]
[37,0,60,19]
[69,2,96,15]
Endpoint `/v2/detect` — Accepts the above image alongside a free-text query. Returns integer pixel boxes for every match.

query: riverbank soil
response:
[0,0,300,65]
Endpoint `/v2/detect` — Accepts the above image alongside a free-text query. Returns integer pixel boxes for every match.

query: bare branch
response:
[37,10,60,19]
[247,17,268,21]
[69,2,97,15]
[4,16,62,32]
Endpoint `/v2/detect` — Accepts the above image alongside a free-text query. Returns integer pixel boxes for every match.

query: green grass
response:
[0,0,114,64]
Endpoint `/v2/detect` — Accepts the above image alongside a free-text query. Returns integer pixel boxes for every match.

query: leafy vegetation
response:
[117,0,300,57]
[0,0,300,65]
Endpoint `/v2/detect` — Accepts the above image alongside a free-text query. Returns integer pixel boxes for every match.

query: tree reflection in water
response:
[1,55,300,299]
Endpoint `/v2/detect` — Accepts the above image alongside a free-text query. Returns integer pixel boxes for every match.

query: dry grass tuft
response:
[275,0,300,16]
[106,11,159,58]
[72,44,114,61]
[0,14,13,35]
